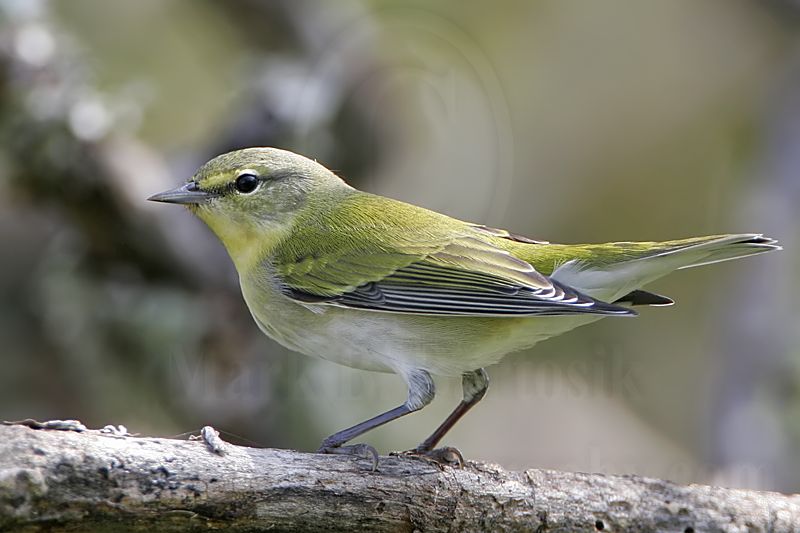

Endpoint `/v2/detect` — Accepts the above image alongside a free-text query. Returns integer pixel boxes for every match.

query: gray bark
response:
[0,424,798,532]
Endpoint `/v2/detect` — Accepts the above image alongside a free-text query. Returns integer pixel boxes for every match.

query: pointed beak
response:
[147,182,215,205]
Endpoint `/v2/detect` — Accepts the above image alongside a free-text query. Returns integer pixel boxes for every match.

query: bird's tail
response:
[550,234,780,304]
[672,234,780,269]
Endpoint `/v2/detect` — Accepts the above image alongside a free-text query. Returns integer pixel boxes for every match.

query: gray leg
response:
[317,369,435,468]
[412,368,489,464]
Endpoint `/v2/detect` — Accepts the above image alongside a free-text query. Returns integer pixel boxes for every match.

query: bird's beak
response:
[147,182,215,204]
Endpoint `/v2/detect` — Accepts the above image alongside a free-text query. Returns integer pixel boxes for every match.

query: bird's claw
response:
[317,443,379,471]
[392,446,465,469]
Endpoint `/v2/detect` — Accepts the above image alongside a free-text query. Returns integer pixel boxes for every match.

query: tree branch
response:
[0,424,798,532]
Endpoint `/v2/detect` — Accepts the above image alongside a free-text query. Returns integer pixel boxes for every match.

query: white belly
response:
[241,275,603,377]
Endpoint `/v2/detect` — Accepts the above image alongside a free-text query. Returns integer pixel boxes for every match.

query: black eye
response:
[234,173,259,194]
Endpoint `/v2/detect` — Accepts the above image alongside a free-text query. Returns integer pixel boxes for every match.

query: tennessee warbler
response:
[149,147,780,467]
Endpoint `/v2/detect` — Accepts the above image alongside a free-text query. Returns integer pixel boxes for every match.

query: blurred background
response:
[1,0,798,492]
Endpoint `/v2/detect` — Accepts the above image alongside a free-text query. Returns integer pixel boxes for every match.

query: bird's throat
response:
[195,209,287,273]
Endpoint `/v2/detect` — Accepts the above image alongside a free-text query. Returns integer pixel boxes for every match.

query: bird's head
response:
[148,147,349,267]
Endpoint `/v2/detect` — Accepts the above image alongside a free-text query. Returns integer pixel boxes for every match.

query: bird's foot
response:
[317,443,379,471]
[392,446,464,469]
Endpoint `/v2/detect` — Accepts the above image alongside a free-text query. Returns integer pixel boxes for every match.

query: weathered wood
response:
[0,424,798,532]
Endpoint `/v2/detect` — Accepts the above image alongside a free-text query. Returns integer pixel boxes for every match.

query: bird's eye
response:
[234,173,260,194]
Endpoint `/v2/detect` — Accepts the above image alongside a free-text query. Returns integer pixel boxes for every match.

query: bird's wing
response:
[272,194,633,317]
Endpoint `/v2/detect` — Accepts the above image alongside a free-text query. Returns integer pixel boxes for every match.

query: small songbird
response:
[149,147,780,467]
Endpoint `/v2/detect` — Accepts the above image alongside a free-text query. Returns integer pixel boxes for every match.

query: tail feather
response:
[675,235,780,270]
[551,233,780,304]
[614,289,674,307]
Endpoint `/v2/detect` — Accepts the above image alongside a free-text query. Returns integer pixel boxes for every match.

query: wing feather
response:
[273,191,633,317]
[284,259,634,317]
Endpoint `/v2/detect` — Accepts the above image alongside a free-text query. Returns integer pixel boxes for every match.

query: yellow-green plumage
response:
[148,147,780,459]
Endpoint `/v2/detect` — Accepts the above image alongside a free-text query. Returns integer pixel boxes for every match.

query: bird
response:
[148,147,780,468]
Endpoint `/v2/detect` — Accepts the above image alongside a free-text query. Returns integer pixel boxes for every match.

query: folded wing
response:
[280,238,634,317]
[273,192,634,317]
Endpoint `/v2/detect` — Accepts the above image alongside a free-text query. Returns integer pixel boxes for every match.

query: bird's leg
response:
[405,368,489,467]
[317,369,435,470]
